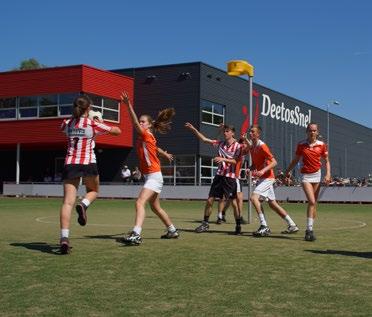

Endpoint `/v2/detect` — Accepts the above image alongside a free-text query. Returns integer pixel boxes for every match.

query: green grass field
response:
[0,197,371,317]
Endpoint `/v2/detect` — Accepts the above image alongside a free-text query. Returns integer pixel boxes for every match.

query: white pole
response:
[247,76,253,224]
[16,143,20,184]
[344,146,347,177]
[327,104,330,151]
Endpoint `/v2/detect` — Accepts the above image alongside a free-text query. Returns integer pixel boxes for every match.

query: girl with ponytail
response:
[59,94,121,254]
[120,91,179,245]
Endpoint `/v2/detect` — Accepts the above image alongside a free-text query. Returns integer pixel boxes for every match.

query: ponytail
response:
[152,108,176,134]
[72,95,92,119]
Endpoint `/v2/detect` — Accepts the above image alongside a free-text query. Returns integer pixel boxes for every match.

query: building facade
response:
[0,65,134,188]
[1,62,371,189]
[114,62,372,184]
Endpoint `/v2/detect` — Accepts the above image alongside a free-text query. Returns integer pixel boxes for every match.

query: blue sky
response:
[1,0,371,128]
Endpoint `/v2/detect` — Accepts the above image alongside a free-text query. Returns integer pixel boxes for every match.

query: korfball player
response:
[245,125,299,237]
[120,91,179,245]
[285,122,331,241]
[59,95,121,254]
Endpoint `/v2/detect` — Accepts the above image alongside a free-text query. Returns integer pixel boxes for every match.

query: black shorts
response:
[208,175,237,199]
[62,163,99,180]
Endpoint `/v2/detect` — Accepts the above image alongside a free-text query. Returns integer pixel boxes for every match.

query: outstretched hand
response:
[185,122,196,131]
[120,91,131,106]
[164,151,174,163]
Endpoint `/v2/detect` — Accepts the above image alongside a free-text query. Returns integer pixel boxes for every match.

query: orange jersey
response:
[136,129,161,175]
[249,140,275,179]
[296,139,328,174]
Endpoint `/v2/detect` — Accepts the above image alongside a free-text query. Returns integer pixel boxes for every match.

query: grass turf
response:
[0,197,371,316]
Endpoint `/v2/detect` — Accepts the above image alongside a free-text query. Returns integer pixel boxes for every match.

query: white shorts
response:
[236,179,243,193]
[301,170,321,183]
[253,178,276,201]
[143,171,163,193]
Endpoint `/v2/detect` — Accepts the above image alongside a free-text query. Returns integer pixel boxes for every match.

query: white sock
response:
[284,215,296,226]
[133,226,142,235]
[167,224,176,232]
[258,213,267,226]
[307,218,314,231]
[81,198,90,207]
[61,229,69,238]
[217,212,223,219]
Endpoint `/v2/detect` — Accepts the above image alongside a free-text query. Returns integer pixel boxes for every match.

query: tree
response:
[16,58,46,70]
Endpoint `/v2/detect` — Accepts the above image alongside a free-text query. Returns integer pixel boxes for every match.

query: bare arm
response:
[109,126,121,136]
[120,91,143,134]
[213,157,237,164]
[254,157,277,178]
[285,155,301,177]
[322,154,331,184]
[185,122,215,144]
[158,147,174,163]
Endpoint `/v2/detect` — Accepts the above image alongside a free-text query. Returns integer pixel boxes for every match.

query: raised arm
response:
[120,91,142,134]
[184,122,214,144]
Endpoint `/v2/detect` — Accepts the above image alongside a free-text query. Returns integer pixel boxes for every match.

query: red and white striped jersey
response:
[212,140,242,179]
[61,117,112,165]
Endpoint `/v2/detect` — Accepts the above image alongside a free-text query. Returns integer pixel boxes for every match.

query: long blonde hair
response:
[144,108,176,134]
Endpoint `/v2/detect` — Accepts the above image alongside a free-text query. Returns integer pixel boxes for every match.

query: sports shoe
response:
[76,203,87,226]
[195,221,209,233]
[161,230,180,239]
[234,225,242,235]
[253,225,271,237]
[60,237,70,255]
[305,230,316,241]
[122,231,142,246]
[216,217,223,225]
[281,225,299,234]
[221,215,227,223]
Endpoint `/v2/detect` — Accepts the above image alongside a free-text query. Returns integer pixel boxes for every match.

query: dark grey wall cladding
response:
[113,63,201,155]
[113,62,372,178]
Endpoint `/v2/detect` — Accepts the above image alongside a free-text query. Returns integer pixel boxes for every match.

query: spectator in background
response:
[43,168,53,182]
[132,166,142,183]
[121,165,131,183]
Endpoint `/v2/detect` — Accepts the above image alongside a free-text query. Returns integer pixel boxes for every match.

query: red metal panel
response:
[0,65,134,148]
[0,66,83,97]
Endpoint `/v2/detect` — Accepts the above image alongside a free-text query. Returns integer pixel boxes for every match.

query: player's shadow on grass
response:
[306,249,372,259]
[84,233,123,240]
[10,242,60,255]
[179,228,299,240]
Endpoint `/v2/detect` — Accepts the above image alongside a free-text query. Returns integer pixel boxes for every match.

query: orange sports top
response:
[249,140,275,179]
[296,139,328,174]
[136,129,161,175]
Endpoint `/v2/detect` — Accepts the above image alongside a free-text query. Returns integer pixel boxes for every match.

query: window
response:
[160,155,197,185]
[88,94,119,123]
[201,99,225,126]
[0,92,118,121]
[0,97,16,119]
[19,96,38,118]
[200,156,218,184]
[39,94,58,117]
[59,93,77,116]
